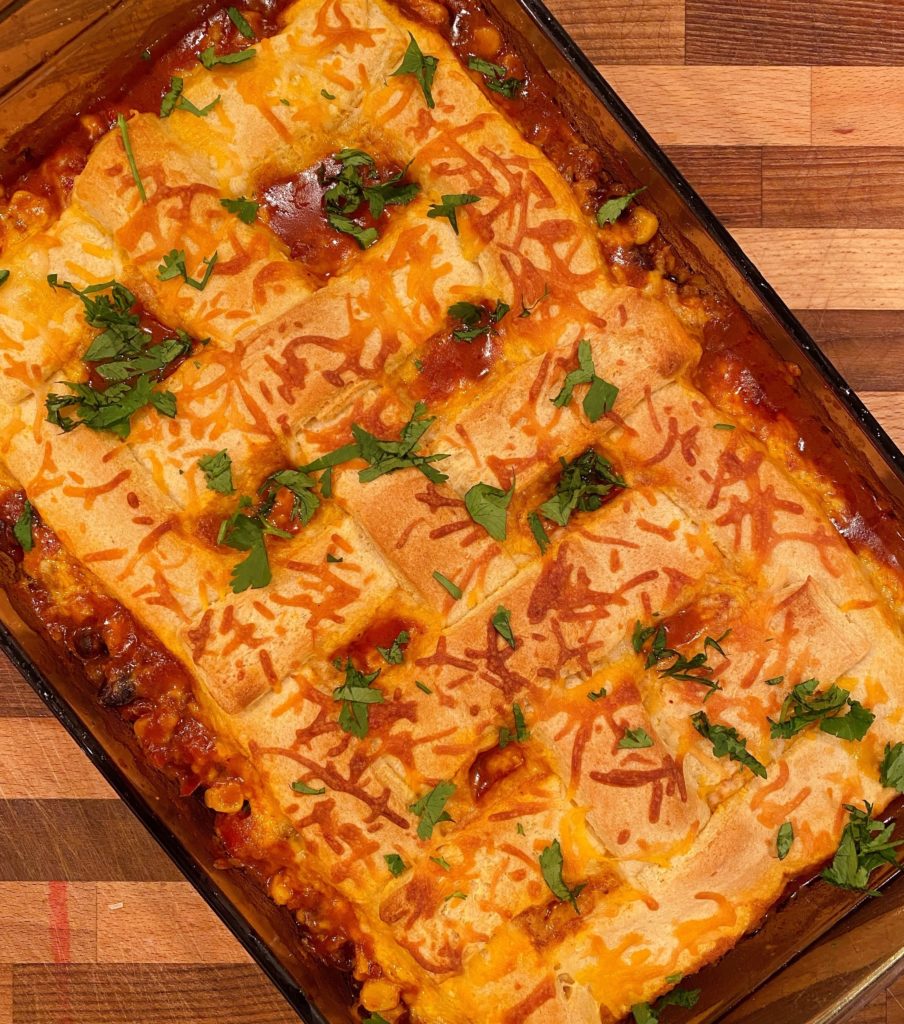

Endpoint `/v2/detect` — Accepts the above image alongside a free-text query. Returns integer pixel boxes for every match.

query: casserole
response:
[5,2,904,1024]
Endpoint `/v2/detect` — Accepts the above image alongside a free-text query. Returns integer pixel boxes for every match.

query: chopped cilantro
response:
[880,742,904,791]
[116,113,146,202]
[691,711,766,778]
[432,570,461,600]
[821,802,902,895]
[714,422,736,431]
[159,76,220,118]
[631,987,701,1024]
[198,44,256,68]
[447,298,510,342]
[466,55,523,98]
[291,779,325,795]
[13,500,34,553]
[530,449,624,547]
[326,553,343,563]
[320,88,335,100]
[390,33,439,108]
[427,193,480,234]
[377,630,410,665]
[498,702,530,748]
[768,678,874,742]
[415,680,432,695]
[332,658,383,739]
[764,675,784,686]
[491,605,515,649]
[198,449,234,494]
[220,196,259,224]
[777,821,794,860]
[618,727,653,749]
[431,854,451,871]
[157,248,219,291]
[227,6,255,38]
[217,497,291,592]
[551,339,618,422]
[464,479,513,540]
[259,468,320,524]
[539,839,583,914]
[409,780,455,840]
[384,853,406,876]
[596,186,646,227]
[587,687,607,702]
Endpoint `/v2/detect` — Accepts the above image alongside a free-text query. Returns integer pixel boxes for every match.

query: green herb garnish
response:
[538,839,583,913]
[13,500,34,552]
[596,186,645,227]
[691,711,767,778]
[227,6,255,38]
[432,570,461,600]
[332,658,383,739]
[618,727,653,749]
[198,44,256,68]
[384,853,406,876]
[551,339,618,422]
[291,779,325,795]
[220,196,259,224]
[116,113,147,202]
[498,702,530,748]
[529,449,624,549]
[464,479,513,541]
[447,299,510,342]
[157,248,219,291]
[377,630,410,665]
[466,55,523,98]
[777,821,794,860]
[768,678,874,742]
[821,802,902,895]
[491,605,515,649]
[390,33,439,108]
[159,76,220,118]
[198,449,234,494]
[409,780,455,840]
[427,193,480,234]
[217,496,291,592]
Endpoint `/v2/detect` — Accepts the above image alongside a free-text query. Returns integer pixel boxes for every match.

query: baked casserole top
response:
[1,0,904,1021]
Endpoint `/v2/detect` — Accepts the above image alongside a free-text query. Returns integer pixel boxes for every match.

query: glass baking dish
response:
[1,0,903,1020]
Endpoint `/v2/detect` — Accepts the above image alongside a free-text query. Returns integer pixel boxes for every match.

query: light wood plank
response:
[11,963,298,1024]
[596,66,812,145]
[731,228,904,310]
[813,67,904,146]
[0,659,49,717]
[0,882,96,963]
[0,719,115,800]
[96,883,250,964]
[686,0,904,66]
[548,0,684,64]
[860,391,904,450]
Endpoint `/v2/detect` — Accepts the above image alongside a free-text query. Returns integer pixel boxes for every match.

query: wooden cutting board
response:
[2,1,904,1022]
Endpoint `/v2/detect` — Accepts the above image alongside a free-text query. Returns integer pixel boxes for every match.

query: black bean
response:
[98,673,136,707]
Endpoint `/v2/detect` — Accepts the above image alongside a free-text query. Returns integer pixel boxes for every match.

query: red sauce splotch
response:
[337,615,418,669]
[469,743,524,800]
[259,154,401,280]
[415,327,500,403]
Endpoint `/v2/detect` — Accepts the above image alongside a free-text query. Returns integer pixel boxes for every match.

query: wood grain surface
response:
[2,2,904,1023]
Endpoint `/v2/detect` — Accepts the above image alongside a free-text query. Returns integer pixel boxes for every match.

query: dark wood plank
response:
[764,147,904,228]
[547,0,684,64]
[664,145,762,227]
[0,660,49,718]
[792,310,904,392]
[0,801,182,882]
[686,0,904,65]
[11,964,297,1024]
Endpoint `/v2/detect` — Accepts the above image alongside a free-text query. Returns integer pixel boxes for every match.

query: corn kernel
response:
[629,206,659,246]
[360,978,401,1013]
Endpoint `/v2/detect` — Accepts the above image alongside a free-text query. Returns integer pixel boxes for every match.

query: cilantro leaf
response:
[532,449,625,539]
[633,620,726,696]
[427,193,480,234]
[384,853,406,876]
[390,33,439,108]
[116,113,146,202]
[321,88,335,100]
[432,570,461,600]
[880,742,904,791]
[260,468,320,524]
[198,44,256,68]
[217,497,291,593]
[157,248,218,291]
[291,779,325,795]
[632,987,701,1024]
[551,339,618,422]
[0,270,9,287]
[691,711,767,778]
[46,377,176,439]
[538,839,583,913]
[821,802,902,895]
[498,702,530,748]
[198,449,234,494]
[596,187,646,227]
[332,658,383,739]
[587,687,607,701]
[491,605,515,649]
[448,298,510,342]
[227,6,255,38]
[352,402,449,484]
[13,500,34,552]
[409,780,456,840]
[768,678,874,742]
[464,479,514,541]
[377,630,410,665]
[220,196,259,224]
[466,55,523,98]
[527,510,550,554]
[618,727,653,749]
[160,76,220,118]
[777,821,794,861]
[321,148,420,247]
